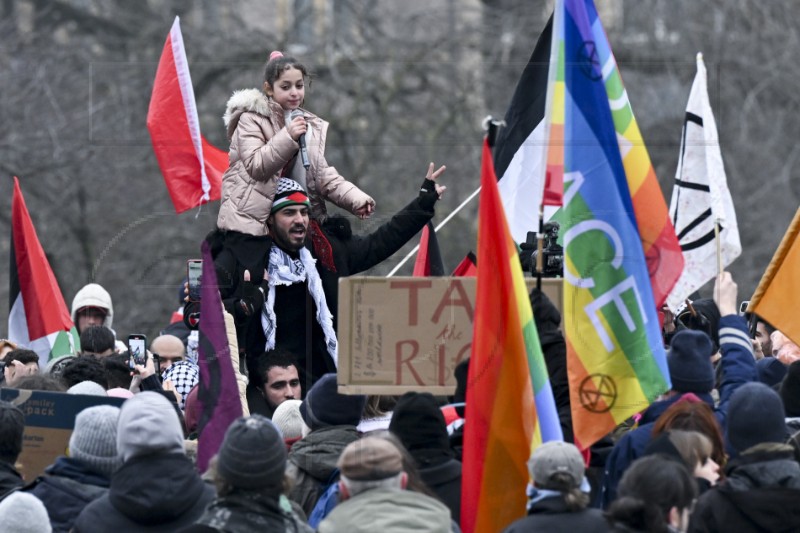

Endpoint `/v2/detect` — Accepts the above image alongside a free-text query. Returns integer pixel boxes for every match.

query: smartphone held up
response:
[128,334,147,370]
[187,259,202,302]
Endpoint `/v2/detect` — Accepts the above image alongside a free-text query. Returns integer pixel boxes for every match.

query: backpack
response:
[307,468,340,528]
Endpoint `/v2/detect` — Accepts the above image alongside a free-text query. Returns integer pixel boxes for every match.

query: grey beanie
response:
[217,415,287,489]
[117,391,184,462]
[69,405,121,478]
[0,492,52,533]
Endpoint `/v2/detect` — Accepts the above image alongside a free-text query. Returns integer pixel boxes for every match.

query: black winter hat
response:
[217,415,286,489]
[727,382,787,454]
[780,360,800,417]
[389,392,453,467]
[756,357,787,389]
[668,330,715,393]
[300,374,366,430]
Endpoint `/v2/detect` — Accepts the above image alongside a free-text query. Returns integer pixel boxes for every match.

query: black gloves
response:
[236,276,268,320]
[418,177,439,210]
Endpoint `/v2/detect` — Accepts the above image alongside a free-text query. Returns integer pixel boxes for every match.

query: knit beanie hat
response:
[389,392,453,467]
[272,399,305,442]
[217,415,287,489]
[0,492,52,533]
[727,382,787,453]
[67,380,108,397]
[69,405,121,478]
[117,391,184,462]
[300,374,366,431]
[780,360,800,417]
[667,330,715,393]
[756,357,787,389]
[270,177,310,214]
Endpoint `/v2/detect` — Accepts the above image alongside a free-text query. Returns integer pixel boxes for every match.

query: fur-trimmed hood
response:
[223,89,271,138]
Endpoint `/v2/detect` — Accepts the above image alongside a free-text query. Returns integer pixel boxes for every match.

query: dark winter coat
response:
[419,458,462,526]
[689,443,800,533]
[214,187,438,386]
[600,315,757,507]
[0,459,23,500]
[284,425,360,516]
[24,456,109,533]
[73,453,215,532]
[503,494,609,533]
[181,491,312,533]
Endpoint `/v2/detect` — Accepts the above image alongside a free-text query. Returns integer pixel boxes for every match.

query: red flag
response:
[412,222,445,276]
[9,178,79,365]
[147,17,228,214]
[451,252,477,277]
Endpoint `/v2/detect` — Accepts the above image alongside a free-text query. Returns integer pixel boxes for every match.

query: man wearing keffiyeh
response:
[211,164,446,393]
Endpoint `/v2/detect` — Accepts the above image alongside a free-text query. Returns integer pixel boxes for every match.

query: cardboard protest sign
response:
[337,276,562,394]
[0,388,125,481]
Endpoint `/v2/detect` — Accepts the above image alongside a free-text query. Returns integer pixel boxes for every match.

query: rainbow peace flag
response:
[461,139,563,533]
[555,0,676,447]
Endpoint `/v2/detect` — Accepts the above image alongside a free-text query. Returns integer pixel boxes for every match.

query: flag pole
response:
[715,218,722,274]
[536,204,545,290]
[386,186,481,277]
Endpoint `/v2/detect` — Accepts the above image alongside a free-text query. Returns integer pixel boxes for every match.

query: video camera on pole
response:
[519,221,563,278]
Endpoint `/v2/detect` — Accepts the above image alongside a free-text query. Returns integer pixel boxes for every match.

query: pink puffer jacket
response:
[216,89,373,236]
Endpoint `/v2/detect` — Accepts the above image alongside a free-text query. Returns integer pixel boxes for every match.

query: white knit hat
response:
[69,405,121,478]
[67,380,107,397]
[0,492,52,533]
[271,399,305,441]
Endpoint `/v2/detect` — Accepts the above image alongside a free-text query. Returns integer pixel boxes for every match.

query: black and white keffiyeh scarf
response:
[261,245,338,365]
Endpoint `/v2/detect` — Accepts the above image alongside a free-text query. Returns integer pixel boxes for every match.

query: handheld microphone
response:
[290,109,310,170]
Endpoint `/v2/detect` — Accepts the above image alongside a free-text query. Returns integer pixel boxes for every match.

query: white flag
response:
[666,53,741,310]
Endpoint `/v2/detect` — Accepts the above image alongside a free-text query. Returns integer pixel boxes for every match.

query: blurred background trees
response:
[0,0,795,339]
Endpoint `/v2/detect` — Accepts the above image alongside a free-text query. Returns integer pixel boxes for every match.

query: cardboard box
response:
[1,388,125,482]
[337,276,562,394]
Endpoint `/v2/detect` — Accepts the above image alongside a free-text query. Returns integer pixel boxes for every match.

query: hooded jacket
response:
[73,393,214,532]
[0,460,23,500]
[285,425,360,516]
[184,491,313,533]
[503,494,609,533]
[318,488,453,533]
[689,443,800,532]
[71,283,114,329]
[600,314,756,508]
[216,89,373,236]
[389,392,462,524]
[24,456,109,533]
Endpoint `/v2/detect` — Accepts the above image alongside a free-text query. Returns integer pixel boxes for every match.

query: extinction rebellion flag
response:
[9,177,79,366]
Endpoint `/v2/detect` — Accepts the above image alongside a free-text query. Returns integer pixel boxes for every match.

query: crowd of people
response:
[2,50,800,533]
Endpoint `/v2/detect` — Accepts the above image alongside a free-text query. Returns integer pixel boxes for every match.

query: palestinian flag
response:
[412,222,445,276]
[9,177,79,367]
[493,15,563,245]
